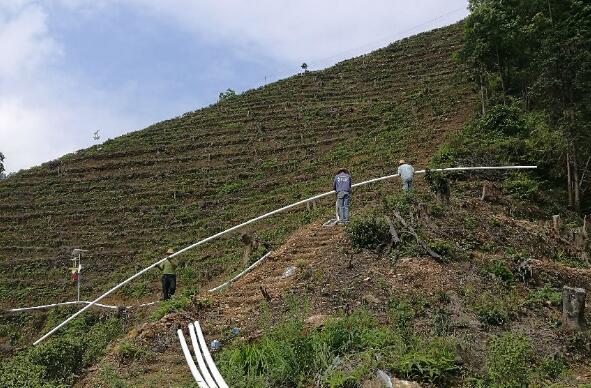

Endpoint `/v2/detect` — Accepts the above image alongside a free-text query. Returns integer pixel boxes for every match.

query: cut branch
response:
[393,211,442,261]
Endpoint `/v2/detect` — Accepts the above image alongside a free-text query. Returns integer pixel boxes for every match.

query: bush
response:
[115,341,149,365]
[391,337,459,385]
[150,295,191,321]
[487,333,531,387]
[487,260,514,284]
[30,336,85,383]
[347,217,390,251]
[502,172,539,200]
[474,290,516,326]
[0,354,48,387]
[526,284,562,306]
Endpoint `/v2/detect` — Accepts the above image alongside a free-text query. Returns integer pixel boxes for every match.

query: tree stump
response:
[562,286,586,331]
[241,233,254,267]
[481,181,501,202]
[552,215,562,236]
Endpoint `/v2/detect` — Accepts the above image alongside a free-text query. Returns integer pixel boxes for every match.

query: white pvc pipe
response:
[8,300,158,313]
[208,251,273,292]
[177,329,210,388]
[33,165,536,345]
[189,323,219,388]
[194,321,229,388]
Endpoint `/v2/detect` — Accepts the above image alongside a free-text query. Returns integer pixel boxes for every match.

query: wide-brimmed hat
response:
[166,248,174,255]
[398,159,406,165]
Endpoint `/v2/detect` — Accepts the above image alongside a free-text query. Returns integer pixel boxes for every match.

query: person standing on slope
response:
[156,248,177,300]
[397,160,415,191]
[333,169,352,224]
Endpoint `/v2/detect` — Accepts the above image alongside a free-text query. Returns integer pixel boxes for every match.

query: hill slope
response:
[0,22,473,309]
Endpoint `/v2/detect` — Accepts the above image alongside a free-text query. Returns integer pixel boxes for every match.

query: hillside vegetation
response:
[0,22,475,385]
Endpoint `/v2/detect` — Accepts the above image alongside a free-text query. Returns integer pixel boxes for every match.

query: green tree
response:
[218,88,236,101]
[0,152,4,175]
[462,0,591,210]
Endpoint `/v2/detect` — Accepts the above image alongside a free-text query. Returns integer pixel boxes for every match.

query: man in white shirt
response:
[397,160,415,191]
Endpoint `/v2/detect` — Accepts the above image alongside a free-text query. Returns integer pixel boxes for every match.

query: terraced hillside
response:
[0,22,473,311]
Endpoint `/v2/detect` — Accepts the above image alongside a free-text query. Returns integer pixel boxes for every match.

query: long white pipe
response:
[178,329,210,388]
[33,165,537,345]
[208,251,273,292]
[189,323,218,388]
[194,321,229,388]
[8,300,158,313]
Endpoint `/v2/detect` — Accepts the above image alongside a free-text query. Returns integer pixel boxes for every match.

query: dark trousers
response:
[161,274,176,300]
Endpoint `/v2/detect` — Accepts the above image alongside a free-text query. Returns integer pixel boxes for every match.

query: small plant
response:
[115,341,149,365]
[429,239,455,258]
[487,260,514,284]
[487,332,531,387]
[474,290,516,326]
[526,284,562,306]
[150,295,191,321]
[391,337,459,385]
[346,216,390,251]
[502,172,539,200]
[537,353,566,381]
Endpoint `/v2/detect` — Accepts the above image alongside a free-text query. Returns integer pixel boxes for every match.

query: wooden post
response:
[241,233,253,267]
[552,215,562,236]
[562,286,586,331]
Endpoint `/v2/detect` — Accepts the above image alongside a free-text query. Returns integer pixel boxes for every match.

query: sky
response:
[0,0,469,173]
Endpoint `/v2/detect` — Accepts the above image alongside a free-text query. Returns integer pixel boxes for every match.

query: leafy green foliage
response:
[0,312,124,386]
[462,0,591,210]
[474,289,517,326]
[526,284,562,306]
[218,88,236,101]
[487,332,531,387]
[346,217,390,250]
[115,341,150,365]
[502,172,539,200]
[149,294,191,321]
[217,307,459,387]
[486,260,514,284]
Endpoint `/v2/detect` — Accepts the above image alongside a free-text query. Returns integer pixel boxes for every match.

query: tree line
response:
[461,0,591,210]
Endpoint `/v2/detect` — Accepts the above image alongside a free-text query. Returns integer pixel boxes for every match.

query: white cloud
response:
[0,3,60,78]
[133,0,468,67]
[0,0,469,172]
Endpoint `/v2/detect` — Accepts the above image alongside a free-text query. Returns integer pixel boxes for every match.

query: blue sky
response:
[0,0,469,173]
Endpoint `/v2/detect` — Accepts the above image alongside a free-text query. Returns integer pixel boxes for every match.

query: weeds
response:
[486,332,531,387]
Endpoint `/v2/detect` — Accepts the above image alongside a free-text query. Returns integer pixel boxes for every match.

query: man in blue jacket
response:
[333,169,352,224]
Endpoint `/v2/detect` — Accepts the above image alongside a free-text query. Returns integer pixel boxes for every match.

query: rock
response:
[282,266,296,278]
[305,314,329,329]
[362,376,422,388]
[362,293,380,305]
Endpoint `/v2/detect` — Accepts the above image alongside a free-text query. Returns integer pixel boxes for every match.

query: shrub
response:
[150,295,191,321]
[474,290,516,326]
[391,337,459,385]
[0,354,48,387]
[487,260,514,284]
[115,341,149,365]
[30,336,85,383]
[502,172,539,200]
[487,333,531,387]
[526,284,562,306]
[346,217,390,251]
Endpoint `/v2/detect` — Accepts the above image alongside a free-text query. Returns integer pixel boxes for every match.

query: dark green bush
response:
[487,260,514,284]
[30,336,85,383]
[346,217,390,250]
[115,341,149,365]
[487,333,531,387]
[474,290,516,326]
[502,172,539,200]
[391,337,459,385]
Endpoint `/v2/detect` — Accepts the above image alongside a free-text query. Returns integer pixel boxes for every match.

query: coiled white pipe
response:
[33,165,537,345]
